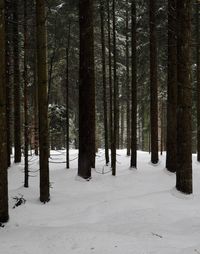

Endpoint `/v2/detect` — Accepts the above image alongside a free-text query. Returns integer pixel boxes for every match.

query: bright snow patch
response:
[0,150,200,254]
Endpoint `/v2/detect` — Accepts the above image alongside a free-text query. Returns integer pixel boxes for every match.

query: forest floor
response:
[0,150,200,254]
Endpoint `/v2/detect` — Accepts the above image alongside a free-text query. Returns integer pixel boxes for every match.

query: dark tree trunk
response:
[130,0,137,168]
[111,0,117,175]
[33,6,39,156]
[149,0,158,164]
[106,0,113,160]
[34,49,39,156]
[66,22,71,169]
[196,3,200,162]
[48,16,58,105]
[0,0,9,223]
[126,0,131,156]
[100,0,109,165]
[13,0,21,163]
[166,0,177,172]
[120,104,124,149]
[36,0,50,202]
[24,0,29,188]
[5,0,12,168]
[176,0,192,194]
[160,100,164,156]
[78,0,95,179]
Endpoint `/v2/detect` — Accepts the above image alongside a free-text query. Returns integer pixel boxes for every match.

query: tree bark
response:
[166,0,177,172]
[111,0,117,175]
[176,0,192,194]
[196,3,200,162]
[131,0,137,168]
[106,0,113,156]
[5,0,12,167]
[66,22,71,169]
[100,0,109,165]
[0,0,9,222]
[126,0,131,156]
[36,0,50,202]
[13,0,21,163]
[24,0,29,188]
[149,0,158,164]
[78,0,95,179]
[34,47,39,156]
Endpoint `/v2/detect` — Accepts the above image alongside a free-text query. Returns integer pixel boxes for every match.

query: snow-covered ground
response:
[1,150,200,254]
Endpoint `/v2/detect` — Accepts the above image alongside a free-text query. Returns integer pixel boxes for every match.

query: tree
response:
[176,0,192,194]
[5,0,12,167]
[106,0,113,160]
[13,0,22,163]
[111,0,117,175]
[78,0,95,179]
[36,0,50,202]
[0,0,9,223]
[24,0,29,188]
[66,22,71,169]
[196,2,200,162]
[126,0,131,157]
[130,0,137,168]
[33,9,39,156]
[149,0,159,164]
[166,0,177,173]
[100,0,109,165]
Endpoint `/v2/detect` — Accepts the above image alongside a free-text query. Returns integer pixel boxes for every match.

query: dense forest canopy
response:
[0,0,199,223]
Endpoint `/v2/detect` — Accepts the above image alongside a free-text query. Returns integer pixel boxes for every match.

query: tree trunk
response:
[120,103,124,149]
[160,100,164,156]
[5,0,12,168]
[24,0,29,188]
[166,0,177,172]
[196,3,200,162]
[13,0,21,163]
[78,0,95,179]
[36,0,50,202]
[149,0,158,164]
[100,0,109,165]
[106,0,113,156]
[66,22,71,169]
[34,48,39,156]
[111,0,117,175]
[176,0,192,194]
[126,0,131,156]
[0,0,9,222]
[131,0,137,168]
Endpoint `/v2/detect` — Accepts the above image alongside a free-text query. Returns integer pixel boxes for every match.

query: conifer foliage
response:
[0,0,197,223]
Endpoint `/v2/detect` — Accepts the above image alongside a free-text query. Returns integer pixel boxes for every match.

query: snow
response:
[1,150,200,254]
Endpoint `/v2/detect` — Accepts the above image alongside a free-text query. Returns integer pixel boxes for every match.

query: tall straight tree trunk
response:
[160,100,164,156]
[176,0,192,194]
[130,0,137,168]
[66,22,71,169]
[24,0,29,188]
[126,0,131,156]
[100,0,109,165]
[0,0,9,223]
[120,104,124,148]
[78,0,95,179]
[196,3,200,162]
[36,0,50,202]
[149,0,158,164]
[111,0,117,175]
[166,0,177,172]
[34,50,39,156]
[13,0,21,163]
[106,0,113,154]
[33,8,39,156]
[5,0,12,167]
